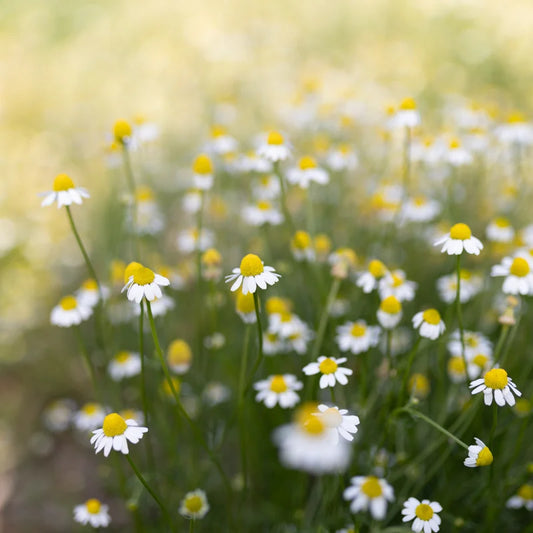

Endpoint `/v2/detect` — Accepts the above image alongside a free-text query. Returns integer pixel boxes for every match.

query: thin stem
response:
[244,292,264,394]
[402,126,411,197]
[139,301,149,425]
[73,326,98,394]
[121,146,140,258]
[401,406,469,450]
[400,336,421,405]
[125,455,172,530]
[189,519,196,533]
[455,255,468,377]
[238,326,252,491]
[329,386,336,404]
[273,161,296,233]
[493,325,510,364]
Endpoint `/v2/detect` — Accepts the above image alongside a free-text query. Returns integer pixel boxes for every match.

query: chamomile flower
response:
[252,175,280,199]
[167,339,193,375]
[286,156,329,189]
[203,382,231,406]
[409,373,431,399]
[254,374,303,408]
[329,248,358,279]
[235,290,256,324]
[434,223,483,255]
[225,253,281,294]
[315,404,360,443]
[132,114,159,145]
[446,138,473,167]
[470,368,521,406]
[50,295,92,327]
[179,489,210,520]
[506,484,533,511]
[182,188,203,214]
[291,230,315,261]
[437,269,482,304]
[377,296,403,329]
[263,330,284,355]
[486,217,515,243]
[343,476,395,520]
[40,173,90,208]
[237,151,273,173]
[241,200,283,226]
[401,196,441,223]
[108,351,141,381]
[464,437,493,468]
[303,356,353,389]
[357,260,388,294]
[286,321,313,354]
[401,497,442,533]
[74,403,107,432]
[205,124,238,155]
[466,350,493,379]
[326,143,359,172]
[379,270,417,302]
[76,279,108,308]
[42,399,76,432]
[495,112,533,146]
[73,499,110,528]
[122,264,170,303]
[191,154,214,190]
[131,187,164,235]
[256,131,292,162]
[393,98,421,128]
[335,320,380,355]
[448,330,492,359]
[491,256,533,295]
[447,356,467,383]
[90,413,148,457]
[177,228,215,254]
[113,119,133,146]
[201,248,223,282]
[314,233,332,262]
[412,309,445,340]
[269,311,303,339]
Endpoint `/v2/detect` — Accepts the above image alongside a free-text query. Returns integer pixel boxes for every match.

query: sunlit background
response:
[1,0,533,530]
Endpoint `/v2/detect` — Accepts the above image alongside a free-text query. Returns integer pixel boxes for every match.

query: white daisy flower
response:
[90,413,148,457]
[446,138,473,167]
[254,374,303,408]
[76,278,109,308]
[286,321,313,355]
[506,484,533,511]
[436,269,482,304]
[256,131,292,162]
[286,156,329,189]
[486,217,515,243]
[225,253,281,295]
[50,295,92,327]
[205,125,238,155]
[268,311,304,339]
[412,309,445,340]
[179,489,210,519]
[377,296,403,330]
[401,497,442,533]
[42,399,76,432]
[434,223,483,255]
[291,230,315,262]
[379,270,417,302]
[466,350,493,380]
[263,330,285,355]
[131,187,165,235]
[108,351,141,381]
[191,154,214,191]
[176,228,215,254]
[495,112,533,146]
[491,256,533,295]
[448,330,492,359]
[40,173,90,208]
[464,437,493,468]
[235,290,257,324]
[203,382,231,406]
[401,196,441,223]
[122,264,170,304]
[447,356,467,384]
[241,200,283,226]
[182,188,203,214]
[74,403,107,432]
[326,144,359,172]
[335,320,380,355]
[315,404,360,443]
[302,356,353,389]
[393,98,421,128]
[357,260,388,294]
[252,175,280,200]
[73,499,110,528]
[343,476,395,520]
[469,367,521,406]
[237,151,273,173]
[132,115,159,145]
[167,339,192,375]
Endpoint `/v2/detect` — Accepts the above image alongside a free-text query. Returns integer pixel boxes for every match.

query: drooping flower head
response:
[464,437,493,468]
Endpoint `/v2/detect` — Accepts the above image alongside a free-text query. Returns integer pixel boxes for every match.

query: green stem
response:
[493,325,510,364]
[400,336,421,405]
[73,326,98,395]
[120,146,139,258]
[329,386,336,404]
[139,301,149,424]
[401,406,469,450]
[125,455,173,530]
[455,255,468,378]
[238,326,251,491]
[403,126,412,197]
[243,292,264,394]
[273,162,296,233]
[189,519,196,533]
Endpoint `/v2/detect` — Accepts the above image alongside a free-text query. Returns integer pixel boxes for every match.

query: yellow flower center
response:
[59,295,77,310]
[53,173,75,192]
[476,446,494,466]
[132,267,155,285]
[299,156,317,170]
[102,413,127,437]
[267,131,284,145]
[514,398,531,415]
[368,259,386,278]
[472,354,488,367]
[449,138,461,149]
[415,503,434,521]
[450,223,472,240]
[211,124,226,138]
[239,254,264,277]
[413,196,427,206]
[448,357,466,374]
[460,269,472,280]
[422,309,441,325]
[266,297,290,315]
[236,291,255,313]
[201,248,221,266]
[319,357,338,374]
[82,403,99,415]
[399,97,416,111]
[361,477,383,498]
[168,340,192,365]
[507,112,525,124]
[124,261,143,283]
[113,119,132,142]
[111,260,126,284]
[380,296,401,314]
[466,335,479,347]
[82,279,98,291]
[293,231,312,250]
[518,484,533,500]
[280,311,292,323]
[115,351,131,363]
[510,257,530,277]
[314,234,331,254]
[494,217,510,228]
[270,375,288,393]
[162,377,181,397]
[193,154,213,175]
[120,409,137,421]
[484,368,508,389]
[392,273,404,287]
[86,499,101,514]
[185,495,203,513]
[409,373,430,396]
[136,186,154,202]
[302,414,325,435]
[257,200,271,211]
[350,323,366,337]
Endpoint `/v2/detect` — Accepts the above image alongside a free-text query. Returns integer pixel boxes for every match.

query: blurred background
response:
[1,0,533,530]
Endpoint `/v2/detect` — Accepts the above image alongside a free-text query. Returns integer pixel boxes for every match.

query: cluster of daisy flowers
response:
[35,86,533,532]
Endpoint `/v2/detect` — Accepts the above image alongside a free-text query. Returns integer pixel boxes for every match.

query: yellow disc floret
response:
[484,368,508,389]
[319,357,338,374]
[292,231,312,250]
[518,484,533,500]
[399,97,417,111]
[299,156,317,170]
[102,413,127,437]
[472,354,488,368]
[193,154,213,175]
[124,261,143,283]
[239,254,264,277]
[351,323,366,337]
[113,120,132,142]
[450,223,472,240]
[380,296,401,314]
[132,266,155,286]
[201,248,222,267]
[302,414,325,435]
[115,351,131,363]
[415,503,434,521]
[167,340,192,365]
[361,476,383,498]
[236,291,255,314]
[82,403,99,415]
[86,499,101,514]
[267,131,284,145]
[270,375,288,393]
[448,357,466,375]
[60,295,77,310]
[369,259,387,278]
[53,173,75,192]
[476,446,494,466]
[266,296,291,315]
[82,279,98,291]
[422,309,441,325]
[510,257,530,277]
[314,234,332,255]
[184,495,203,513]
